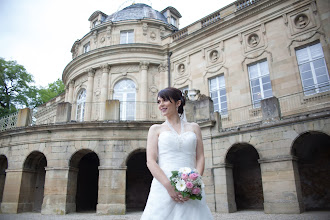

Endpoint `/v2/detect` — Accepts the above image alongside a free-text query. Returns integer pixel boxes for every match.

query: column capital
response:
[100,64,110,73]
[88,68,95,77]
[69,80,75,87]
[140,61,149,70]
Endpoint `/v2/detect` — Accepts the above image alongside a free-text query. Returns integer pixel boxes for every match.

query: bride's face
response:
[157,97,180,117]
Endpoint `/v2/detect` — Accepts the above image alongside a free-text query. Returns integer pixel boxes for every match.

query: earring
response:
[176,107,178,111]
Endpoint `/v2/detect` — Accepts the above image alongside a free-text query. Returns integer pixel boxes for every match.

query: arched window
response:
[76,89,86,122]
[113,79,136,120]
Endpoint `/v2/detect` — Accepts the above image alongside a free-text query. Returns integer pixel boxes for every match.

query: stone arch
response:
[125,148,152,212]
[0,155,8,204]
[19,151,47,213]
[225,143,264,210]
[291,131,330,211]
[69,149,100,212]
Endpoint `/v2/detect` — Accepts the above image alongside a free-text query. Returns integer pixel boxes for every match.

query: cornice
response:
[62,44,167,84]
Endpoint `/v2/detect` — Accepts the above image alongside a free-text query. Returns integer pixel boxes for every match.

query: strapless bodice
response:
[158,130,197,176]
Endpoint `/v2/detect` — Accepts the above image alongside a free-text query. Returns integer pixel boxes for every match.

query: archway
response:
[226,143,264,210]
[292,131,330,211]
[0,155,8,204]
[20,151,47,212]
[70,150,100,212]
[126,150,152,212]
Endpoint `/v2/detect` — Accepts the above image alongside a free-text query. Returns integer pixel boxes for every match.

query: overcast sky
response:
[0,0,235,87]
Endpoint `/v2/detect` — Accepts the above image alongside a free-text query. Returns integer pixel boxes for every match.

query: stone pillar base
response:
[97,204,125,215]
[264,201,304,214]
[1,202,18,214]
[41,203,67,215]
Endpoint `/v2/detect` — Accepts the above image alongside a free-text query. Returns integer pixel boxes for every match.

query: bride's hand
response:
[165,183,186,203]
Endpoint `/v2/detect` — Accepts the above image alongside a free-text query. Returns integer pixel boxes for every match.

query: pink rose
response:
[186,182,194,189]
[181,173,188,180]
[192,187,201,195]
[189,173,199,180]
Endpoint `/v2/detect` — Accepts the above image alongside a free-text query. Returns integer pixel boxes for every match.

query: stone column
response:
[139,61,149,120]
[68,80,75,104]
[100,64,110,120]
[259,155,304,214]
[213,164,237,213]
[16,108,32,127]
[41,167,78,215]
[97,166,126,215]
[1,169,24,213]
[84,68,95,121]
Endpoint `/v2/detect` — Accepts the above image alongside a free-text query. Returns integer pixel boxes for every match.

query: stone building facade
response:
[0,0,329,216]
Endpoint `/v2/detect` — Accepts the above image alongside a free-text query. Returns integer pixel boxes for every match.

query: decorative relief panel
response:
[110,65,139,75]
[242,28,265,53]
[287,7,316,36]
[173,59,190,86]
[206,41,224,68]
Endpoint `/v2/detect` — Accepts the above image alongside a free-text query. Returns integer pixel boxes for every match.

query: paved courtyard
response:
[0,211,329,220]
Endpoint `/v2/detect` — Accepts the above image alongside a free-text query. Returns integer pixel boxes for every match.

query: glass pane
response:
[263,90,273,98]
[253,93,261,101]
[210,79,217,90]
[220,89,226,96]
[248,65,258,78]
[252,86,261,93]
[259,61,269,76]
[296,48,309,64]
[317,74,329,84]
[315,67,327,78]
[310,43,323,60]
[313,59,325,69]
[221,102,227,110]
[262,76,270,84]
[301,70,313,80]
[211,91,218,98]
[214,104,219,112]
[251,79,260,87]
[299,63,311,73]
[218,76,225,87]
[220,95,227,102]
[302,78,314,87]
[319,84,330,93]
[263,83,272,91]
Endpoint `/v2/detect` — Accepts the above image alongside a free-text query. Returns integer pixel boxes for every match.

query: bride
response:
[141,87,213,220]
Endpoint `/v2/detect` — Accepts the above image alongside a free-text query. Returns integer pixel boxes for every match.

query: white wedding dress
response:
[141,120,213,220]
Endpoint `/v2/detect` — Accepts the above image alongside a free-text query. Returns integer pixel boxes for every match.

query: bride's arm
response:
[193,123,205,176]
[146,124,183,202]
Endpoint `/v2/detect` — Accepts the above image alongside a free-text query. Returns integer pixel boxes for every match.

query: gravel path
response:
[0,211,329,220]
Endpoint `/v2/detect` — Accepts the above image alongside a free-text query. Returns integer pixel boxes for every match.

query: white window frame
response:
[209,75,228,115]
[120,30,134,44]
[83,42,90,53]
[76,89,86,122]
[296,42,330,96]
[248,60,273,108]
[113,79,136,120]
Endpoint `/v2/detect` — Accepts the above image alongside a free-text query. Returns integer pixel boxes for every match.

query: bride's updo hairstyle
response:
[158,87,186,115]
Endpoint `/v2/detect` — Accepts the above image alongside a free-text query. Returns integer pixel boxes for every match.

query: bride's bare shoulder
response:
[149,123,167,134]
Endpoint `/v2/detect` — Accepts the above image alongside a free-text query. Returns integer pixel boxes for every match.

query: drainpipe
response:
[167,51,172,87]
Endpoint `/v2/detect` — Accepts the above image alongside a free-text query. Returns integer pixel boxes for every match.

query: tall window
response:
[76,89,86,122]
[113,79,136,120]
[296,42,330,95]
[248,60,273,107]
[83,42,90,53]
[120,30,134,44]
[209,75,228,115]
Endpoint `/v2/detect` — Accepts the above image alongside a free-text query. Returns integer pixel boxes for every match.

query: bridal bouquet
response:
[170,167,204,200]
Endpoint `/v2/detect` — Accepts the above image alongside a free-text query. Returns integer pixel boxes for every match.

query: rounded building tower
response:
[63,3,181,122]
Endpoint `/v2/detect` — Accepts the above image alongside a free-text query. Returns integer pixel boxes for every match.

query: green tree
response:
[0,57,37,117]
[37,78,65,104]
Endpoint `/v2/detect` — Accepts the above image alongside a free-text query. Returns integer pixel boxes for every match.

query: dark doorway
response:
[126,151,152,212]
[0,155,8,204]
[20,151,47,212]
[292,131,330,211]
[75,152,99,212]
[226,144,264,210]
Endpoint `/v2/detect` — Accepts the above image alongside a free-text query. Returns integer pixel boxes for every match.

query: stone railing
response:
[235,0,261,11]
[172,28,188,41]
[0,111,18,131]
[201,11,221,28]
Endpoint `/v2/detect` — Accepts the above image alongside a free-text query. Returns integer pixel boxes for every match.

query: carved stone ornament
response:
[142,23,148,36]
[248,33,260,47]
[100,37,105,43]
[158,63,167,72]
[210,50,219,63]
[294,14,309,29]
[140,61,149,70]
[101,64,110,73]
[150,32,156,40]
[178,64,185,74]
[88,68,95,77]
[106,25,112,39]
[160,26,165,37]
